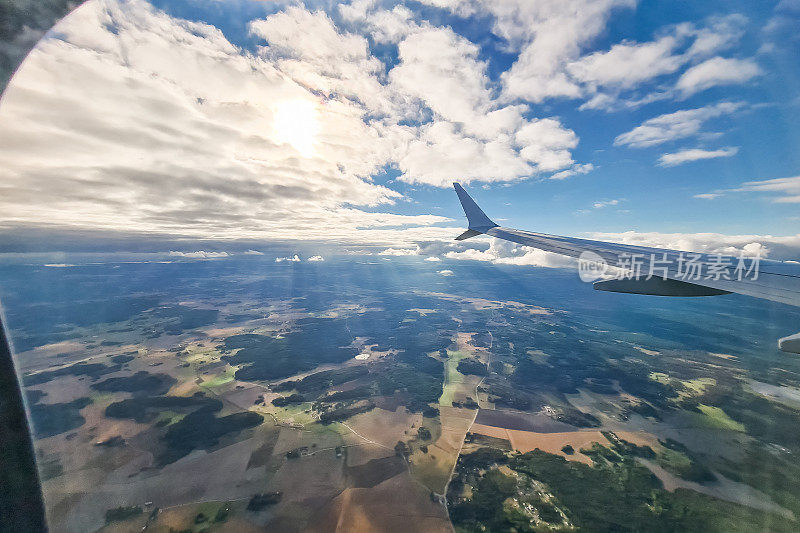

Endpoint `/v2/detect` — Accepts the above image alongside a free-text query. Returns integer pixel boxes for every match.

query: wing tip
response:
[452,182,497,231]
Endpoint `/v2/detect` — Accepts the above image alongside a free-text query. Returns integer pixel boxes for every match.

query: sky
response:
[0,0,799,265]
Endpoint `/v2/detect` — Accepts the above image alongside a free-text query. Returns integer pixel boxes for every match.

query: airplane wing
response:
[453,182,800,354]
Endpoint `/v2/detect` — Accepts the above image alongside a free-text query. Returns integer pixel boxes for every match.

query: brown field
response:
[347,455,407,488]
[222,384,273,411]
[201,326,246,338]
[345,443,393,467]
[469,423,661,465]
[463,433,512,452]
[410,406,475,492]
[246,425,281,469]
[474,408,574,432]
[306,471,451,533]
[44,431,272,532]
[105,499,265,533]
[29,375,94,404]
[470,424,598,464]
[344,406,421,449]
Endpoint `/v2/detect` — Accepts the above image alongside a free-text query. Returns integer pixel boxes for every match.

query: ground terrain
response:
[2,254,800,532]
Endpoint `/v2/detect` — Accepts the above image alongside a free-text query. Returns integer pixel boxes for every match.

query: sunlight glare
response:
[272,98,319,158]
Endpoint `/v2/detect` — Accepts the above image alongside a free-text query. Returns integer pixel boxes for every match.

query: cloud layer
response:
[0,0,596,245]
[0,0,790,262]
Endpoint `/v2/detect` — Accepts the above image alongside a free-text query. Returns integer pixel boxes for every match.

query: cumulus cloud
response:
[386,25,585,186]
[585,231,800,261]
[254,5,588,188]
[0,0,600,250]
[614,102,741,148]
[490,0,635,103]
[460,2,753,111]
[0,0,783,261]
[437,269,454,276]
[307,255,325,261]
[169,251,229,259]
[275,254,301,262]
[574,14,750,110]
[567,29,689,91]
[658,147,739,167]
[0,0,460,246]
[414,0,475,16]
[686,14,748,58]
[444,238,576,269]
[424,256,441,261]
[676,57,761,97]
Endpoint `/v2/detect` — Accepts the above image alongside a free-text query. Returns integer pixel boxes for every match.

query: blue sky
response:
[143,0,800,235]
[0,0,798,262]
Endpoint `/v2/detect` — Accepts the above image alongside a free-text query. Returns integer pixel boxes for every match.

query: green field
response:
[439,350,468,407]
[696,404,746,432]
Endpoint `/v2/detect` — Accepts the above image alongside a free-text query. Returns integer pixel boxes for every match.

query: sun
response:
[272,98,319,158]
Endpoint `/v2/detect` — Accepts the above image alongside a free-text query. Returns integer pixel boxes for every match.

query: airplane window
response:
[1,1,799,532]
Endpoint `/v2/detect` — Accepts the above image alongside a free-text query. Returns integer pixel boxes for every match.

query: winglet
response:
[453,183,498,235]
[779,332,800,354]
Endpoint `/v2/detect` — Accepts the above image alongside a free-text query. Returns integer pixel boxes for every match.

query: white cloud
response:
[378,247,419,256]
[686,14,748,58]
[437,269,454,276]
[424,256,441,261]
[340,1,429,45]
[251,5,589,190]
[734,176,800,203]
[567,30,689,90]
[169,251,229,259]
[307,255,325,261]
[444,238,576,269]
[0,0,777,260]
[414,0,475,16]
[567,15,749,110]
[586,231,800,261]
[614,102,741,148]
[416,1,746,112]
[676,57,761,96]
[385,25,585,186]
[548,163,594,180]
[593,199,621,209]
[482,3,750,110]
[389,27,493,135]
[695,175,800,204]
[494,0,635,102]
[275,254,301,262]
[243,250,264,255]
[0,0,453,246]
[249,6,392,115]
[398,118,581,187]
[658,146,739,166]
